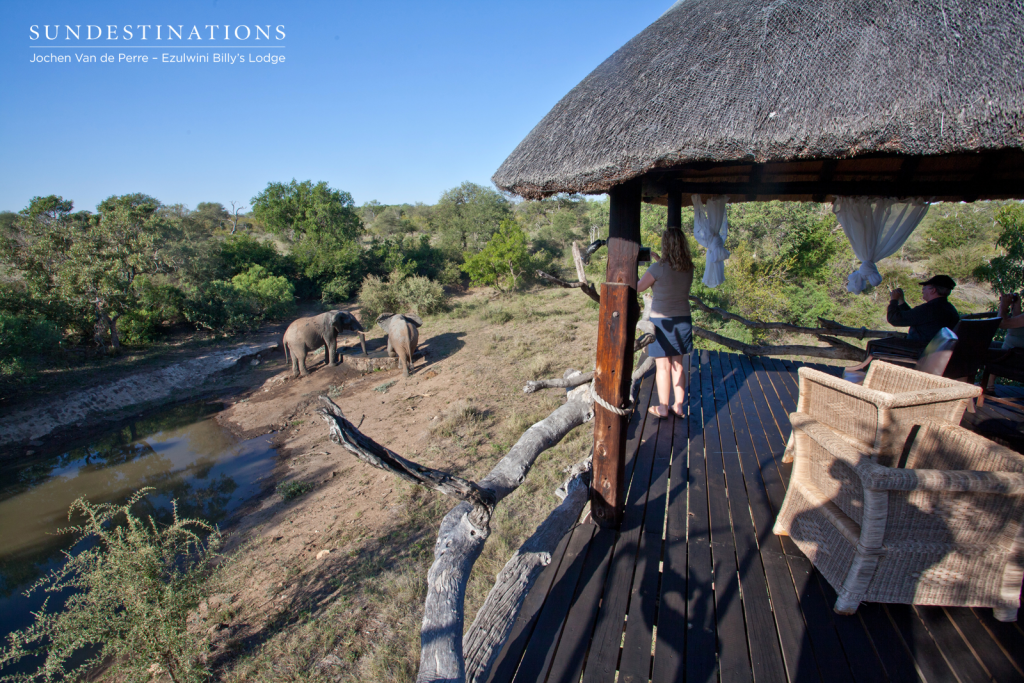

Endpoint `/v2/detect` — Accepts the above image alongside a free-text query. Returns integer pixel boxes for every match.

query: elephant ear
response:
[319,312,338,339]
[376,312,395,332]
[334,311,362,332]
[403,314,424,328]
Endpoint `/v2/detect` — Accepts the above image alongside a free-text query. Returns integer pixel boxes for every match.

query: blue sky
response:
[2,0,672,213]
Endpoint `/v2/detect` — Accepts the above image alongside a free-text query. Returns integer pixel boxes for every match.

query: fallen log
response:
[317,385,597,683]
[462,454,592,682]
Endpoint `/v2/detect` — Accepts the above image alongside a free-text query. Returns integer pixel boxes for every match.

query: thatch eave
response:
[493,0,1024,203]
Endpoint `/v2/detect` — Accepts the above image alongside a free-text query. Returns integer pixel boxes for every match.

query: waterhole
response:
[0,401,278,649]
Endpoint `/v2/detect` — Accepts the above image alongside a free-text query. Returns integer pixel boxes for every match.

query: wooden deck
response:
[487,351,1024,683]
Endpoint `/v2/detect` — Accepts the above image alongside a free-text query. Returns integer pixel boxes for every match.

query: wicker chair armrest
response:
[798,367,895,408]
[887,384,981,406]
[790,413,882,477]
[862,468,1024,493]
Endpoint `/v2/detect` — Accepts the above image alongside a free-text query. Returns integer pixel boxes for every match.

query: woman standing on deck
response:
[637,227,695,418]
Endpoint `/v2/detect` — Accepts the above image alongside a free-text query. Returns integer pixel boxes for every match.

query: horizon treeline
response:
[1,177,1022,392]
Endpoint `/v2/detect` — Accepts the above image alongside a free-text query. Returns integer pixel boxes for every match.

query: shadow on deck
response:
[486,351,1024,683]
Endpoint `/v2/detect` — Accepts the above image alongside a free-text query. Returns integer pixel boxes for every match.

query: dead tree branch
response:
[534,270,601,304]
[688,294,898,339]
[690,326,865,361]
[318,388,597,683]
[522,333,653,395]
[463,455,592,682]
[317,398,495,515]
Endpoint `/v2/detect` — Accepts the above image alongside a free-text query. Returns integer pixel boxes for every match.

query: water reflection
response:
[0,402,277,638]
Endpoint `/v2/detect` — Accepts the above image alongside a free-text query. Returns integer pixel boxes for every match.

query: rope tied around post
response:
[589,378,634,416]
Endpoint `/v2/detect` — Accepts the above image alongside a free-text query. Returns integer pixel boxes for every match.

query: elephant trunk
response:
[357,330,368,356]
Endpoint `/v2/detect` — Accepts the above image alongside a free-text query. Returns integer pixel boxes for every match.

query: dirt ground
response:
[195,287,600,681]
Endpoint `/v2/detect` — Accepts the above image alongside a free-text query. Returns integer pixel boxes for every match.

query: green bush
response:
[358,271,449,321]
[321,276,356,304]
[0,311,62,356]
[398,275,448,316]
[436,261,465,288]
[462,220,531,293]
[118,309,161,346]
[928,244,989,283]
[0,489,219,683]
[358,274,401,322]
[218,233,290,278]
[277,481,313,500]
[182,266,294,333]
[231,265,295,318]
[975,204,1024,293]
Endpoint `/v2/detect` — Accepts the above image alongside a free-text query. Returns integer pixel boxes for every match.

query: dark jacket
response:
[887,297,960,343]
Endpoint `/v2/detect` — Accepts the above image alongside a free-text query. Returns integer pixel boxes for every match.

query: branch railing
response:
[537,241,906,361]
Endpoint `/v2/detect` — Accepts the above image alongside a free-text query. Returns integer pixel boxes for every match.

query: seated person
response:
[998,292,1024,349]
[866,275,960,358]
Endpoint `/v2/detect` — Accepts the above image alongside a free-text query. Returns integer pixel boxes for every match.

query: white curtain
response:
[692,194,729,288]
[832,196,930,294]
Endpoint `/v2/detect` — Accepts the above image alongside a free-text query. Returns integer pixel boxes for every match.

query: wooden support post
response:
[667,187,682,230]
[592,180,641,527]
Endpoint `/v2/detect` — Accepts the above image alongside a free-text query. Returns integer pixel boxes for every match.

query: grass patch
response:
[277,480,314,500]
[374,380,398,393]
[480,306,513,324]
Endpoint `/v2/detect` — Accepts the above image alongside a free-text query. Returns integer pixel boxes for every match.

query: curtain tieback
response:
[848,261,882,294]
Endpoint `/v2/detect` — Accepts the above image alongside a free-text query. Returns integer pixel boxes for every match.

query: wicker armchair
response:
[774,415,1024,620]
[782,362,981,467]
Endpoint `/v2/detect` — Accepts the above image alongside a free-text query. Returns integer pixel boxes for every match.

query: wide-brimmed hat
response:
[920,275,957,290]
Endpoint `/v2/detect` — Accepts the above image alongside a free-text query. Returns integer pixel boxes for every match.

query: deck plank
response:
[580,390,666,683]
[913,606,991,683]
[485,527,575,683]
[972,607,1024,676]
[811,571,891,683]
[618,409,673,683]
[709,352,788,683]
[543,526,615,683]
[885,604,957,683]
[943,607,1024,682]
[785,555,857,683]
[651,397,691,683]
[509,523,597,683]
[681,350,719,683]
[700,353,753,683]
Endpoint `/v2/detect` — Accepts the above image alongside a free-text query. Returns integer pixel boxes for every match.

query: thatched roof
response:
[493,0,1024,203]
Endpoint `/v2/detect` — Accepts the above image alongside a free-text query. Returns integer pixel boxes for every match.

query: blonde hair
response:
[661,228,694,272]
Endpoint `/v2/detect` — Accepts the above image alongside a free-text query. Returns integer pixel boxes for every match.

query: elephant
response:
[283,310,366,378]
[377,312,422,376]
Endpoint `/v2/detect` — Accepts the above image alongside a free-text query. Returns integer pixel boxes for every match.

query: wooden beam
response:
[667,178,1023,200]
[606,179,642,286]
[667,187,682,229]
[592,180,642,528]
[592,283,635,527]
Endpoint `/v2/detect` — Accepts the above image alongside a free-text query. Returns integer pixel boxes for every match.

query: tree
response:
[461,219,531,293]
[250,180,363,300]
[1,195,166,353]
[975,204,1024,294]
[433,182,513,257]
[228,201,247,234]
[191,202,230,234]
[80,194,167,351]
[250,179,360,241]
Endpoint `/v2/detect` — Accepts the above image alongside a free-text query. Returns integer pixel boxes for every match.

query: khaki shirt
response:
[646,261,694,318]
